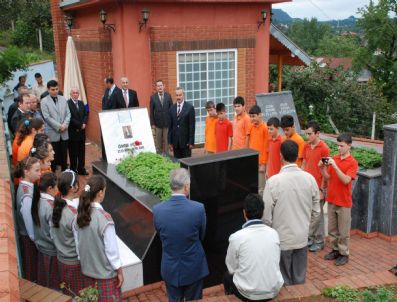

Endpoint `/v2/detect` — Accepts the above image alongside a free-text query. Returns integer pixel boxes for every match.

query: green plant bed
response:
[116,152,179,200]
[323,285,397,302]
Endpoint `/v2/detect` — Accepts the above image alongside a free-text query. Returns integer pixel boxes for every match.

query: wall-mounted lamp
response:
[138,8,150,32]
[100,9,116,32]
[257,9,267,30]
[65,14,73,32]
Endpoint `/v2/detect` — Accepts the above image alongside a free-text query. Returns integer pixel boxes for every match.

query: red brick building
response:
[51,0,308,144]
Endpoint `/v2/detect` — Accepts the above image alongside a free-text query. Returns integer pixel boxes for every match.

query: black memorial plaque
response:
[256,91,301,133]
[93,148,258,287]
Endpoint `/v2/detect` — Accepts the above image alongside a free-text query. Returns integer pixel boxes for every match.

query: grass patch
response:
[323,285,397,302]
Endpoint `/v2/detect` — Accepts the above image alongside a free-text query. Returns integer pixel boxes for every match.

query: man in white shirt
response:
[263,140,320,285]
[32,73,47,99]
[224,193,284,301]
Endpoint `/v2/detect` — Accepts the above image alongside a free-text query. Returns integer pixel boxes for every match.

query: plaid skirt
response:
[19,235,38,282]
[37,252,60,290]
[85,276,122,302]
[58,261,87,297]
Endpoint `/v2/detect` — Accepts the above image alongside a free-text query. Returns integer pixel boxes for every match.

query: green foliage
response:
[0,30,13,47]
[0,46,28,83]
[117,153,180,200]
[60,282,99,301]
[323,285,397,302]
[287,18,332,55]
[324,140,382,169]
[315,34,360,57]
[353,0,397,105]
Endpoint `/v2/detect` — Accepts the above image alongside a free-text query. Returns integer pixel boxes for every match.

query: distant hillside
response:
[272,9,359,32]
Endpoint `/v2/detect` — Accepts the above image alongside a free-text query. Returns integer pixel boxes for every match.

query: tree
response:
[316,34,360,57]
[354,0,397,104]
[0,46,28,83]
[287,18,331,55]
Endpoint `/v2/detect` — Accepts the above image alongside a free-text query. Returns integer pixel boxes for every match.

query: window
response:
[177,49,237,143]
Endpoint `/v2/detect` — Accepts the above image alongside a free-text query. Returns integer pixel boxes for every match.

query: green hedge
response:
[116,152,179,200]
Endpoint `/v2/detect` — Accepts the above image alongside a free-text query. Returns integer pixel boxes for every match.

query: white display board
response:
[99,108,156,164]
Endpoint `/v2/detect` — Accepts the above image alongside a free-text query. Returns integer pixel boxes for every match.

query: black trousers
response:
[223,272,271,302]
[280,247,308,285]
[68,139,85,173]
[51,139,68,171]
[173,147,192,159]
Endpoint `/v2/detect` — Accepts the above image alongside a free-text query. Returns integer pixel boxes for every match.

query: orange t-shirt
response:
[266,134,284,178]
[12,134,20,166]
[215,118,233,153]
[326,154,358,208]
[285,132,305,167]
[17,136,34,162]
[205,116,217,153]
[302,140,330,188]
[249,122,269,165]
[232,112,251,150]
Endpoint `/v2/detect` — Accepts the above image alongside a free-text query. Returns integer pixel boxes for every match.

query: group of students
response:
[204,96,305,193]
[14,138,124,301]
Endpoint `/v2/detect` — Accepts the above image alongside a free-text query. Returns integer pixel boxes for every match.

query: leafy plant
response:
[60,282,99,302]
[323,285,360,302]
[0,46,28,83]
[117,153,179,200]
[362,286,397,302]
[324,285,397,302]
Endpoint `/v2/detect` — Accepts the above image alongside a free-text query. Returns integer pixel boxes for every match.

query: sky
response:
[273,0,379,21]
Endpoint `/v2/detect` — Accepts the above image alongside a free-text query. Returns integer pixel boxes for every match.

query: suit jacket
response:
[102,86,121,110]
[41,94,71,142]
[168,101,195,148]
[110,88,139,109]
[67,99,87,141]
[153,195,209,287]
[150,92,172,128]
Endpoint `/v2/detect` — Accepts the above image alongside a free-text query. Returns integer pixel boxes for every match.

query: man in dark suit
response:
[10,93,33,135]
[102,76,120,110]
[150,80,172,155]
[8,86,29,135]
[168,87,195,159]
[110,77,139,109]
[67,87,88,175]
[153,168,209,302]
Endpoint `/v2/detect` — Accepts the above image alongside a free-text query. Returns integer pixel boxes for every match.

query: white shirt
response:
[73,202,122,270]
[226,221,284,300]
[64,197,79,209]
[20,180,35,241]
[32,82,47,99]
[176,100,184,113]
[109,84,116,96]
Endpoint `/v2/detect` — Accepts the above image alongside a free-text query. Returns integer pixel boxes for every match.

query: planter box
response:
[92,149,259,287]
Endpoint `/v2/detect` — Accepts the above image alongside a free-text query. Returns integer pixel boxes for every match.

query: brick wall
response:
[0,117,20,301]
[70,28,113,145]
[150,25,257,108]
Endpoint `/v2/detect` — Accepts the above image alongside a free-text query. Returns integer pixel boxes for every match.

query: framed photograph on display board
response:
[99,108,156,164]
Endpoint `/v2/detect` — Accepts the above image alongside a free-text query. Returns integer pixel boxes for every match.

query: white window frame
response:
[176,49,238,143]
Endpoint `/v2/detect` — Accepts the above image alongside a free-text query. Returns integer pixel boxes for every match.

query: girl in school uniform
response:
[76,175,124,302]
[31,173,60,289]
[50,170,85,296]
[14,156,41,281]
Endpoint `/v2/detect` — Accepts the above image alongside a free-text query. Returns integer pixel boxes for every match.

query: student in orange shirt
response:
[281,115,305,166]
[215,103,233,152]
[248,105,268,194]
[266,117,284,179]
[17,118,45,162]
[302,121,330,253]
[320,133,358,266]
[232,97,251,150]
[204,101,217,154]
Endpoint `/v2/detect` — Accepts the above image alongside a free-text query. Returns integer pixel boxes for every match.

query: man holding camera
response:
[319,133,358,266]
[302,121,330,252]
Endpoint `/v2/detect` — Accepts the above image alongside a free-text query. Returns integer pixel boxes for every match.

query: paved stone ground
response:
[83,140,397,301]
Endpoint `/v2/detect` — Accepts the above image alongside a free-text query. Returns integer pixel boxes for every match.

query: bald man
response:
[110,77,139,109]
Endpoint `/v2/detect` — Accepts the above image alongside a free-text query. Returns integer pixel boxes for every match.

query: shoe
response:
[78,169,89,176]
[335,255,349,266]
[308,239,314,247]
[309,242,324,252]
[324,250,340,260]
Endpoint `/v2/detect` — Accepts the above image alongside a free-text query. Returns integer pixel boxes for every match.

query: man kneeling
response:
[224,194,284,301]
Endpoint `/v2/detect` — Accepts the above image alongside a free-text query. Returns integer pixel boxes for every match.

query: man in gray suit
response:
[41,80,71,172]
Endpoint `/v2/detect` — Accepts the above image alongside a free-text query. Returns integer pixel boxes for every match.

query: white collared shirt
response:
[20,180,35,241]
[110,84,116,96]
[122,89,129,105]
[73,202,122,270]
[177,100,184,113]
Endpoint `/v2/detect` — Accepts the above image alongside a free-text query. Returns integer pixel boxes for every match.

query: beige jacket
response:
[263,164,320,250]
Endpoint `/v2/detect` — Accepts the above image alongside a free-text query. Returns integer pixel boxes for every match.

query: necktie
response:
[52,96,57,104]
[159,94,163,106]
[177,104,181,117]
[123,90,128,107]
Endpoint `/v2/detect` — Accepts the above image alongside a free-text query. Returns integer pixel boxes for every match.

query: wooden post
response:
[277,55,283,92]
